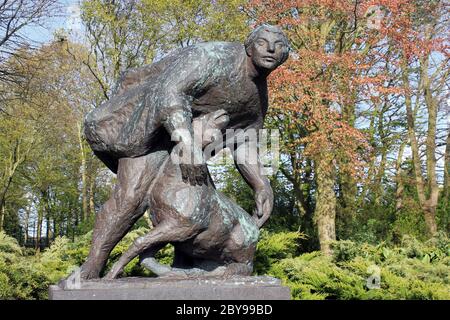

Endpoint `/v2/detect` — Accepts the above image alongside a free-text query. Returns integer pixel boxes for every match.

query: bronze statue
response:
[80,24,289,279]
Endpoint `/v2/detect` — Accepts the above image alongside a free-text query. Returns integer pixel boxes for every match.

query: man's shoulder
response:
[194,41,244,51]
[185,41,245,61]
[154,42,245,67]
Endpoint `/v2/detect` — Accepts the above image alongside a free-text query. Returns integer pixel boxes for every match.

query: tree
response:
[393,0,449,236]
[0,103,35,231]
[246,0,448,251]
[0,0,61,107]
[78,0,248,100]
[247,0,381,254]
[0,39,111,246]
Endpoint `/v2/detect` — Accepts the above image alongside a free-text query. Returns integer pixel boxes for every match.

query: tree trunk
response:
[422,56,439,236]
[395,143,406,212]
[59,217,64,237]
[0,141,20,232]
[374,98,389,206]
[0,204,4,231]
[443,130,450,230]
[402,59,437,236]
[445,130,450,196]
[0,138,34,232]
[337,173,357,239]
[46,215,50,248]
[89,174,96,217]
[279,154,314,233]
[32,221,36,246]
[314,156,336,255]
[72,208,78,241]
[53,217,57,241]
[374,148,387,206]
[24,208,30,244]
[42,188,52,247]
[78,122,89,221]
[338,100,357,220]
[423,205,437,236]
[35,209,43,252]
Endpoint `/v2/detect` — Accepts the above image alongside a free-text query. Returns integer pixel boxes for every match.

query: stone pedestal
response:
[49,276,291,300]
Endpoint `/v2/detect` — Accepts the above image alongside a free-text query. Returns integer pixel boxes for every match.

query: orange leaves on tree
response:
[250,0,446,179]
[248,0,409,177]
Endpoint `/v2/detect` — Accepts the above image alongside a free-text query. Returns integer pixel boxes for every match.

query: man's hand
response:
[253,183,274,228]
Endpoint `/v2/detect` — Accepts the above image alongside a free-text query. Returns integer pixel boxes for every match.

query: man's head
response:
[245,24,290,72]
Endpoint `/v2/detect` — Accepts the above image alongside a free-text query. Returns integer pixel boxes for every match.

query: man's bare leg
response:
[80,150,167,279]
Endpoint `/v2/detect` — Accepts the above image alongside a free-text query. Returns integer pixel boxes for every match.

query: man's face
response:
[249,30,286,71]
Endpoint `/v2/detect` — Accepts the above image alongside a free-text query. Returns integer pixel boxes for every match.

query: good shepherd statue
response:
[79,24,290,279]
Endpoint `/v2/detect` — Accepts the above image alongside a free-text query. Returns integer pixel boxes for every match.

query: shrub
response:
[0,227,158,299]
[2,228,448,300]
[265,235,450,300]
[254,230,304,274]
[0,232,22,255]
[0,232,50,299]
[38,227,154,279]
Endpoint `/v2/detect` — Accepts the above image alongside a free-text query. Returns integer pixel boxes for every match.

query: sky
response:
[22,0,82,44]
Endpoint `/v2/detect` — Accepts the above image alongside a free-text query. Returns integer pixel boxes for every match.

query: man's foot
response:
[79,262,101,280]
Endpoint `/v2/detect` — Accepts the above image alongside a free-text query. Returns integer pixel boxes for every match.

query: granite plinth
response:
[49,276,291,300]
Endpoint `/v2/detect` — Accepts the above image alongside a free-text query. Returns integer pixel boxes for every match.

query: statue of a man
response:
[80,24,289,279]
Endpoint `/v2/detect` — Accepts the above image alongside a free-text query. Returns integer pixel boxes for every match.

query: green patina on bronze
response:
[79,24,289,280]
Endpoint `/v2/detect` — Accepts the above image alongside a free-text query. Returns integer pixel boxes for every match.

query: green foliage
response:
[391,205,429,242]
[212,163,302,235]
[155,244,175,266]
[342,195,432,245]
[74,214,96,236]
[0,227,163,299]
[38,226,154,279]
[264,235,450,300]
[38,237,76,283]
[0,232,50,300]
[80,0,248,92]
[0,231,22,255]
[210,162,256,214]
[254,230,304,274]
[0,0,447,303]
[436,192,449,234]
[2,228,449,300]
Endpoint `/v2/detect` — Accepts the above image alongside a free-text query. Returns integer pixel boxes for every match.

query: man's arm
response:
[232,130,274,228]
[155,45,230,185]
[161,106,206,186]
